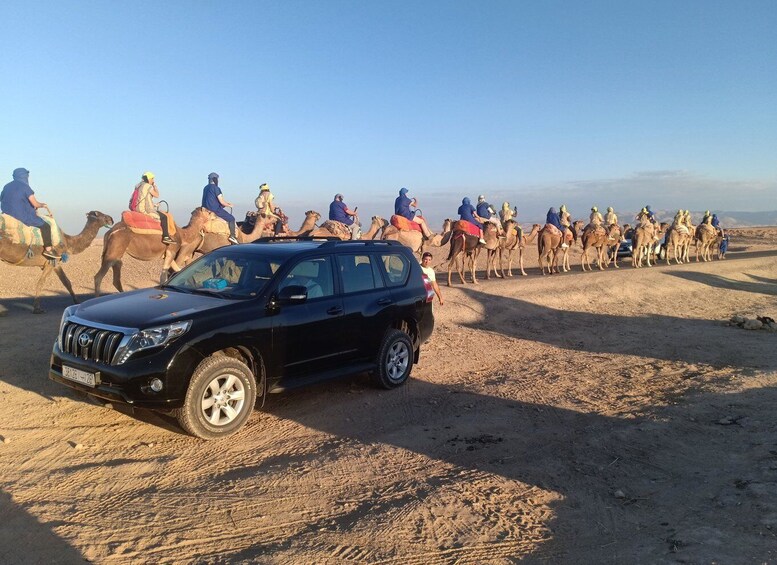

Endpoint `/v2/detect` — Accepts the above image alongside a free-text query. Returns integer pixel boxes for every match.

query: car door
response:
[335,253,396,362]
[269,255,346,379]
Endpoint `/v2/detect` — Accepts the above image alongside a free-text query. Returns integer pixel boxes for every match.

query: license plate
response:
[62,365,97,387]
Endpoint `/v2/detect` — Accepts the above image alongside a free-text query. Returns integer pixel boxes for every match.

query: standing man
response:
[329,193,360,239]
[0,168,60,259]
[202,172,238,244]
[420,252,443,306]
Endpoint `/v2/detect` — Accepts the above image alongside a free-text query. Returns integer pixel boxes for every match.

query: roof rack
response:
[251,236,341,244]
[319,239,401,248]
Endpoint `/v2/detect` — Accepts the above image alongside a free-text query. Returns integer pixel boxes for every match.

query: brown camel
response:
[538,225,562,275]
[632,221,656,268]
[444,222,495,285]
[95,207,212,296]
[664,223,693,265]
[286,210,320,236]
[172,213,271,268]
[581,224,620,271]
[560,220,584,272]
[602,224,624,269]
[380,220,444,258]
[487,222,540,278]
[0,211,114,313]
[309,214,383,240]
[694,223,719,262]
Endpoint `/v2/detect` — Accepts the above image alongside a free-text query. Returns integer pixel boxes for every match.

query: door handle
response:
[327,306,343,315]
[377,298,393,305]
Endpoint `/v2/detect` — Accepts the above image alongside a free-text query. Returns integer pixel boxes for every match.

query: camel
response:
[694,223,719,262]
[538,220,581,275]
[0,211,114,313]
[95,207,213,297]
[309,214,383,241]
[602,224,624,269]
[580,224,620,271]
[444,222,496,285]
[559,220,584,273]
[380,219,444,258]
[487,222,540,278]
[631,220,668,268]
[664,223,694,265]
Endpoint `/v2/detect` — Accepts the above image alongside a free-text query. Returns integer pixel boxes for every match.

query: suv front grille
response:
[61,323,124,365]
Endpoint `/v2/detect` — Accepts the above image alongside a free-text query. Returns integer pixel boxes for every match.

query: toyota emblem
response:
[78,333,93,348]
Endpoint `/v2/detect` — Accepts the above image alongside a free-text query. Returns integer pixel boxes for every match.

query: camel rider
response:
[476,195,504,236]
[683,210,694,229]
[636,207,651,225]
[394,187,434,239]
[711,213,725,237]
[129,172,174,245]
[0,168,60,260]
[458,197,487,244]
[701,210,711,225]
[558,204,572,249]
[202,172,238,244]
[589,206,604,228]
[605,207,618,227]
[645,205,656,223]
[329,193,360,239]
[499,202,521,238]
[254,183,285,235]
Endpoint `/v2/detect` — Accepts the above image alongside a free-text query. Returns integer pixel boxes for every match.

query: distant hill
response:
[618,210,777,228]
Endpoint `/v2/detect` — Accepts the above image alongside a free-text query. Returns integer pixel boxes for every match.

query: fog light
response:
[149,378,164,392]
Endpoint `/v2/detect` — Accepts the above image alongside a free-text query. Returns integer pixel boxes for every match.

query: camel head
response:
[305,210,321,222]
[441,218,453,233]
[86,210,114,228]
[373,216,387,228]
[191,207,215,224]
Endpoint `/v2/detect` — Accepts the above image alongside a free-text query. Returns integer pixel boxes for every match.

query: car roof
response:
[213,238,407,258]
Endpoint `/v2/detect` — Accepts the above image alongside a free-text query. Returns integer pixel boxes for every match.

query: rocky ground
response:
[0,227,776,564]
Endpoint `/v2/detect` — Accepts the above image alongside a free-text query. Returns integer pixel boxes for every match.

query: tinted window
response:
[278,257,335,299]
[379,253,410,287]
[338,254,384,294]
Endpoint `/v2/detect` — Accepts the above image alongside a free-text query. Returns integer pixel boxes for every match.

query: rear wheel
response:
[373,329,413,389]
[175,356,257,440]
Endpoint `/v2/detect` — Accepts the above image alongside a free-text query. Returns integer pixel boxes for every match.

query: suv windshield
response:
[164,251,282,299]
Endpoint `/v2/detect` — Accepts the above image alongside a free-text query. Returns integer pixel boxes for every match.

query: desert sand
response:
[1,227,776,564]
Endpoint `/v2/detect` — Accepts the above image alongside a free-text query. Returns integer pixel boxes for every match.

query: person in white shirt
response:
[420,252,443,306]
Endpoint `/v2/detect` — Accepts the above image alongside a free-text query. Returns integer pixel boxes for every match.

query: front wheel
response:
[175,356,257,440]
[373,329,414,389]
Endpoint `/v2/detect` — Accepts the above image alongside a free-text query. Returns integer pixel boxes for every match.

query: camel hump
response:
[0,213,62,247]
[452,220,480,237]
[321,220,352,239]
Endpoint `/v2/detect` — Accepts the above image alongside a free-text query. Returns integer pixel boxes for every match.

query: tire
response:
[175,356,257,440]
[373,329,414,389]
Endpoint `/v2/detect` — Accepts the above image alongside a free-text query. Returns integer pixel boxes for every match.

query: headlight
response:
[57,305,78,349]
[113,320,191,365]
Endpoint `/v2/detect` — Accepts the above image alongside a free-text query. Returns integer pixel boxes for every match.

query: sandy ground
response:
[1,227,776,564]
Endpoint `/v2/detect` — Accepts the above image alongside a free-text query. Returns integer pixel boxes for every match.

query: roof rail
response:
[251,236,341,244]
[319,239,402,248]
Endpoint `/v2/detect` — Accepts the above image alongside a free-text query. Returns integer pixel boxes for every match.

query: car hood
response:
[74,288,238,329]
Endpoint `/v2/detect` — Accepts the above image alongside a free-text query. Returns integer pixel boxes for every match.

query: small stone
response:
[73,443,84,450]
[743,319,763,330]
[614,489,626,499]
[730,315,746,324]
[718,417,734,425]
[143,442,155,448]
[1,436,10,444]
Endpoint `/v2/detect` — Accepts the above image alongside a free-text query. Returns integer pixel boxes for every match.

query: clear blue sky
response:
[1,0,776,231]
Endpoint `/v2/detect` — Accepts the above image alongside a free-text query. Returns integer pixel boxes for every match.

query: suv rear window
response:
[379,253,410,287]
[337,254,385,294]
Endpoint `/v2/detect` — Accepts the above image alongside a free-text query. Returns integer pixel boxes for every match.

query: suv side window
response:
[337,254,385,294]
[379,253,410,287]
[278,257,335,299]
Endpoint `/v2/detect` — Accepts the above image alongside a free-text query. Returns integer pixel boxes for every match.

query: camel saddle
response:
[584,224,606,237]
[673,224,690,236]
[204,216,231,236]
[121,211,177,236]
[543,223,562,237]
[452,220,480,237]
[321,220,352,239]
[0,214,62,247]
[390,215,422,233]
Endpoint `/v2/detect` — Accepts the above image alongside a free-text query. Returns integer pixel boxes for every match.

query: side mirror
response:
[277,285,308,304]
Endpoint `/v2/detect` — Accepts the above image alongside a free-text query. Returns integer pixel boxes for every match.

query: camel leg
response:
[598,247,605,270]
[519,251,527,276]
[32,261,57,314]
[94,259,114,297]
[111,260,125,292]
[54,265,79,304]
[470,256,478,284]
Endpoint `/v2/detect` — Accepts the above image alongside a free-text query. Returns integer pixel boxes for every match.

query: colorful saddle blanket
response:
[0,214,62,247]
[452,220,481,237]
[321,220,352,239]
[122,211,176,236]
[390,215,422,232]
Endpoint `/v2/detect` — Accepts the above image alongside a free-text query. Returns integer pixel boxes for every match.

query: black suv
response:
[50,239,435,439]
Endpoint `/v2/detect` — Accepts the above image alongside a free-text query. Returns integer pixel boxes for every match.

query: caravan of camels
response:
[0,169,728,312]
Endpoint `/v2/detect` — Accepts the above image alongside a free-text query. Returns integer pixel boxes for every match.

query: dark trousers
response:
[38,221,53,247]
[158,212,171,239]
[214,208,237,238]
